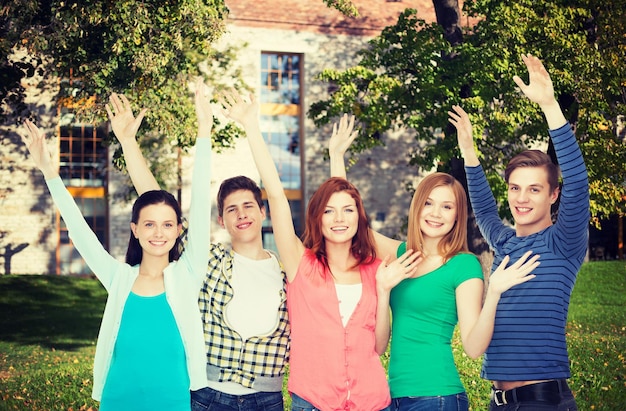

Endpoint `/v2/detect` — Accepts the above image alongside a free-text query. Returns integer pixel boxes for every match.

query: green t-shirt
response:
[389,244,483,397]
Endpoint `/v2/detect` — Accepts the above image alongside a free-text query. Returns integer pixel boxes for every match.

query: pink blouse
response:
[287,249,390,411]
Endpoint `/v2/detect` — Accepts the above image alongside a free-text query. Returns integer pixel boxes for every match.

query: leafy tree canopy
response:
[1,0,247,193]
[309,0,626,226]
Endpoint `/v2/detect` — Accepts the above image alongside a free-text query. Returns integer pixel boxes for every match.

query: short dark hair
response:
[217,176,263,216]
[125,190,182,266]
[505,149,560,191]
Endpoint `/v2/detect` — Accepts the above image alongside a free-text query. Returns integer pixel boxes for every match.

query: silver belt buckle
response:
[493,389,508,406]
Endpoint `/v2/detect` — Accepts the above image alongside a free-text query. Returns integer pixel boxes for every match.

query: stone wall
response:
[0,72,60,274]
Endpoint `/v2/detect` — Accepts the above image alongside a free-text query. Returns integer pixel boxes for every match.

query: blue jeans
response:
[393,393,469,411]
[191,387,284,411]
[290,393,392,411]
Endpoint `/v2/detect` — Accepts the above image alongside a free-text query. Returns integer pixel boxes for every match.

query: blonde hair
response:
[406,172,469,261]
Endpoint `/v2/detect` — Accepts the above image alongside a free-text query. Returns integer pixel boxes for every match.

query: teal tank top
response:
[100,292,190,411]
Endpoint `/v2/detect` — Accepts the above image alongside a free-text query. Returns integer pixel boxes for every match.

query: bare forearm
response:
[460,146,480,167]
[330,151,347,179]
[197,123,212,140]
[540,100,567,130]
[41,166,59,181]
[374,291,391,355]
[119,141,160,194]
[463,292,499,359]
[241,120,285,198]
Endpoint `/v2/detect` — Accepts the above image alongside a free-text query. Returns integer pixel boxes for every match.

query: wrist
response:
[241,120,260,133]
[329,149,343,158]
[197,125,212,138]
[539,99,560,113]
[484,286,502,301]
[376,287,391,298]
[42,170,60,180]
[119,139,139,149]
[461,152,480,167]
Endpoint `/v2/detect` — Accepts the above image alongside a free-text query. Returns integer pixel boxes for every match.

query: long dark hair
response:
[125,190,183,266]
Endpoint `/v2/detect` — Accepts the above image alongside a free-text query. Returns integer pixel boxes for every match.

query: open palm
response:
[219,90,258,127]
[106,93,147,145]
[328,114,358,158]
[513,54,555,106]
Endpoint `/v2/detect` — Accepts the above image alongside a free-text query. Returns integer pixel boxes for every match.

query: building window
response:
[55,80,109,275]
[260,52,304,249]
[59,123,108,188]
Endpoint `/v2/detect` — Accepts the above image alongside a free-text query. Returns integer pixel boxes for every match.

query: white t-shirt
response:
[226,251,283,340]
[207,250,283,395]
[335,283,363,327]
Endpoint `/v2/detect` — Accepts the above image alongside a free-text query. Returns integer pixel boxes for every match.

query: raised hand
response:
[513,54,556,108]
[448,105,473,152]
[194,77,214,138]
[487,251,540,296]
[105,93,148,146]
[218,89,259,128]
[448,105,479,166]
[22,120,58,179]
[328,114,358,158]
[376,250,423,294]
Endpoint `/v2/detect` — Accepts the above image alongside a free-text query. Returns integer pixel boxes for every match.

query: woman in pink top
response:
[220,91,421,411]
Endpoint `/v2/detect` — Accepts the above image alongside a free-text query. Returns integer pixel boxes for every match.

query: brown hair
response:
[406,172,469,261]
[302,177,376,271]
[217,176,264,216]
[505,150,560,192]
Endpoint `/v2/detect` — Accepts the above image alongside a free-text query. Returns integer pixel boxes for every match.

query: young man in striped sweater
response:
[449,54,589,410]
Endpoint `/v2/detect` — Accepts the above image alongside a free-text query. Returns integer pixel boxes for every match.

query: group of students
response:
[22,54,588,411]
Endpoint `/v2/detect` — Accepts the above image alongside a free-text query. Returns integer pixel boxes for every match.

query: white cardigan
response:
[45,138,212,400]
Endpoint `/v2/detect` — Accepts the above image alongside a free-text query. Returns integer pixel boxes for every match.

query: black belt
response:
[491,379,568,406]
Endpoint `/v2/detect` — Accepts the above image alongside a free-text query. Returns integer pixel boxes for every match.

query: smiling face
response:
[218,189,266,246]
[130,203,181,260]
[321,191,358,245]
[419,185,457,241]
[507,166,559,236]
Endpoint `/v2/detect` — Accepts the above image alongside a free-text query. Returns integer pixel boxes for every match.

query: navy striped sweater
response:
[466,122,589,381]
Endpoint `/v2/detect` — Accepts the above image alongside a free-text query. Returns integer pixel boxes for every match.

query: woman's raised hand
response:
[22,120,58,180]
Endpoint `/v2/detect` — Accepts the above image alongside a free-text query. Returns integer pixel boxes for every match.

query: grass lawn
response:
[1,261,625,410]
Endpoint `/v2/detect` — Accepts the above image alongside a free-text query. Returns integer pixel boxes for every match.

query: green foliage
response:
[0,275,106,410]
[321,0,359,17]
[309,1,626,223]
[1,0,251,195]
[0,343,98,410]
[566,260,626,409]
[2,263,625,410]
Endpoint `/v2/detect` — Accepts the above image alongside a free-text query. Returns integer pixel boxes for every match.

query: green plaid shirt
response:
[199,243,290,390]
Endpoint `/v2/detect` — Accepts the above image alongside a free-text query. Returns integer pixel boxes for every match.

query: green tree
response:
[1,0,242,193]
[322,0,359,17]
[309,0,626,227]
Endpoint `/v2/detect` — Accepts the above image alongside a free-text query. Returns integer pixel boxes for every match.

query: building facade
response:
[1,0,468,274]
